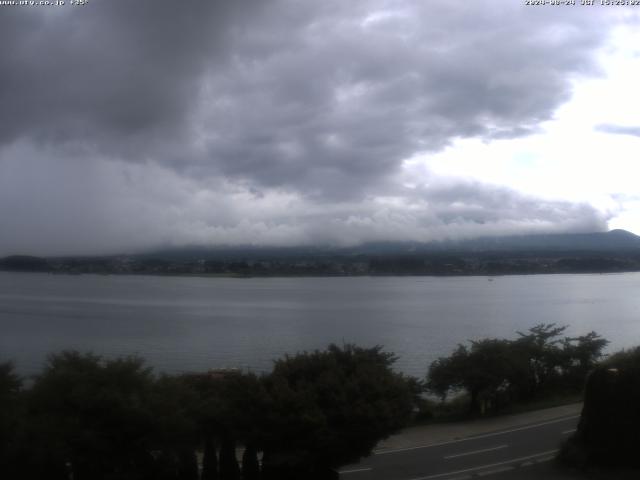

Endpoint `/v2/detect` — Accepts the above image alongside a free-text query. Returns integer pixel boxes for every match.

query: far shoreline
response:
[2,268,640,279]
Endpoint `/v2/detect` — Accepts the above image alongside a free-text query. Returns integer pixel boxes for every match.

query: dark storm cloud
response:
[0,1,613,193]
[0,149,608,255]
[595,124,640,137]
[0,0,256,152]
[195,1,612,197]
[0,147,610,255]
[0,0,624,253]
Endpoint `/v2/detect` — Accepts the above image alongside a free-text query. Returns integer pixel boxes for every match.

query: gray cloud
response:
[0,1,625,254]
[195,1,612,197]
[0,1,256,152]
[0,146,609,255]
[595,124,640,137]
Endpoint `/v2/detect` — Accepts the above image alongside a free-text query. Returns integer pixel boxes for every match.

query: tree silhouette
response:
[25,352,159,480]
[261,344,415,478]
[427,325,609,414]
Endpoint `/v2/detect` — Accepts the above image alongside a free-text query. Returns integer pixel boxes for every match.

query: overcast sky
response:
[1,0,639,255]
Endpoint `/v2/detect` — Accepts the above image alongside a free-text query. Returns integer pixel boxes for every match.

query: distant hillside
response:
[2,230,640,277]
[429,229,640,253]
[0,255,50,272]
[136,229,640,260]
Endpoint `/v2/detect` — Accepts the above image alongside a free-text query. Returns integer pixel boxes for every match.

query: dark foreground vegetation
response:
[559,346,640,471]
[0,345,417,480]
[1,325,634,479]
[426,324,608,416]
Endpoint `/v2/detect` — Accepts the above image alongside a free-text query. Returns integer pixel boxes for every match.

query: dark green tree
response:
[219,434,240,480]
[25,351,159,480]
[427,339,516,414]
[261,344,415,478]
[149,374,201,479]
[560,332,608,388]
[560,346,640,468]
[427,325,609,416]
[201,435,219,480]
[241,443,260,480]
[512,323,568,398]
[426,345,467,401]
[182,370,269,480]
[0,362,23,477]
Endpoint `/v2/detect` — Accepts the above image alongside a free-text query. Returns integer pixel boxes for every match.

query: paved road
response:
[339,414,579,480]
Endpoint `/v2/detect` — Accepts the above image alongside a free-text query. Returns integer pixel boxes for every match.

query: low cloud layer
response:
[0,148,609,256]
[0,1,627,255]
[596,124,640,137]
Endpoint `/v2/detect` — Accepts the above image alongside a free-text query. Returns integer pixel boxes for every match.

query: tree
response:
[0,362,23,477]
[426,345,468,402]
[261,344,416,479]
[560,346,640,468]
[560,332,608,388]
[513,323,568,398]
[181,370,269,480]
[201,435,219,480]
[148,374,201,480]
[427,340,516,414]
[25,351,160,480]
[241,444,260,480]
[426,324,607,414]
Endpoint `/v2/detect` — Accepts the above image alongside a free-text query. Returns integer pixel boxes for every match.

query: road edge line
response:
[375,415,579,455]
[405,449,558,480]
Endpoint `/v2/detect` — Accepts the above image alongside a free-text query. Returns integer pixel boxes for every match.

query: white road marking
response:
[375,415,579,455]
[339,467,372,474]
[476,465,514,476]
[562,429,577,435]
[444,444,508,460]
[406,449,558,480]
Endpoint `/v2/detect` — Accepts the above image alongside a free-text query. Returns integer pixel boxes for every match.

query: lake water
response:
[1,272,639,378]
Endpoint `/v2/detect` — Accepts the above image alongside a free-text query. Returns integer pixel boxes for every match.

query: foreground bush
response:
[260,345,417,479]
[0,345,416,480]
[560,347,640,469]
[426,324,608,415]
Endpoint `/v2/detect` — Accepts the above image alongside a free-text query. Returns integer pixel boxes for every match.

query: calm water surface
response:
[1,272,639,377]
